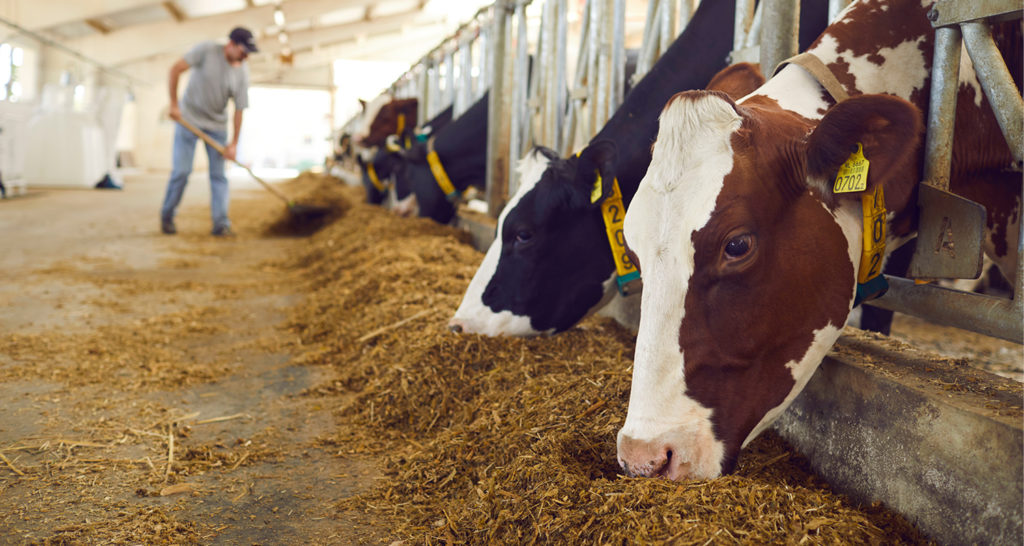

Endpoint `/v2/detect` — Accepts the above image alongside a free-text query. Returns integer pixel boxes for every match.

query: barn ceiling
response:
[0,0,490,86]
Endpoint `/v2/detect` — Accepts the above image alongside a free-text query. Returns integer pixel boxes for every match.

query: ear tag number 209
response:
[833,143,870,193]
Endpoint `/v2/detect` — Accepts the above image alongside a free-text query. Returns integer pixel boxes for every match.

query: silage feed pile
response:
[285,181,932,544]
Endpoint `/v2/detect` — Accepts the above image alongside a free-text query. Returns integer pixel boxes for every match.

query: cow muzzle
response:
[616,424,724,481]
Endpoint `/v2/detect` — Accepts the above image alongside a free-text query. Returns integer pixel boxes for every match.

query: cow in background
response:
[450,0,829,336]
[357,98,419,149]
[616,0,1020,480]
[362,104,455,205]
[391,91,492,224]
[350,94,393,151]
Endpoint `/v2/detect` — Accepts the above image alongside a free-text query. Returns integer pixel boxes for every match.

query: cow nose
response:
[617,435,686,480]
[447,319,464,334]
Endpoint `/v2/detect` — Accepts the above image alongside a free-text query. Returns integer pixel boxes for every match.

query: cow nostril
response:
[656,449,673,478]
[448,322,464,334]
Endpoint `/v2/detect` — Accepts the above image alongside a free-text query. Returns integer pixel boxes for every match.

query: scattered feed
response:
[285,176,933,544]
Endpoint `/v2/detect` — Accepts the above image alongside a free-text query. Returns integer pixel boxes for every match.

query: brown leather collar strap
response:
[773,52,850,103]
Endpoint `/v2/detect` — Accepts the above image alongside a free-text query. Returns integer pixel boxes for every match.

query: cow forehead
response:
[355,95,392,134]
[628,93,742,260]
[498,149,553,226]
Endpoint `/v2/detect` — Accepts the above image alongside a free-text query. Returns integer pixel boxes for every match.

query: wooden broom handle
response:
[174,116,293,205]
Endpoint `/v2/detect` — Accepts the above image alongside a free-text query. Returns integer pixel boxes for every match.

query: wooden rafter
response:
[162,1,187,23]
[84,18,112,35]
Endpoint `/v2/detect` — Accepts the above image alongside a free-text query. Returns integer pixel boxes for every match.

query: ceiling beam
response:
[259,9,445,60]
[0,0,160,31]
[249,22,456,77]
[84,19,113,35]
[162,1,186,23]
[64,0,389,67]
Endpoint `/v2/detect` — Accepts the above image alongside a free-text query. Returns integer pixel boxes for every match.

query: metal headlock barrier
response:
[868,0,1024,344]
[344,0,1022,345]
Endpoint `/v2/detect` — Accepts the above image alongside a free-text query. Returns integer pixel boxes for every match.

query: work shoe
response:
[211,225,235,237]
[161,218,177,235]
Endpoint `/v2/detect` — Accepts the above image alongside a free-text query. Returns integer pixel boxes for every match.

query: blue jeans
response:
[160,123,230,230]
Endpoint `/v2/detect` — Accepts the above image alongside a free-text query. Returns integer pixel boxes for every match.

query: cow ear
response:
[706,62,765,100]
[575,139,618,207]
[806,94,923,211]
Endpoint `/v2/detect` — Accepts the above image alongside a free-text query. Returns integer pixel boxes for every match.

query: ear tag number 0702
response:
[833,143,870,193]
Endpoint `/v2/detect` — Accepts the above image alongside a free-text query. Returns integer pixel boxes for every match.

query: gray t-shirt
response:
[180,40,249,133]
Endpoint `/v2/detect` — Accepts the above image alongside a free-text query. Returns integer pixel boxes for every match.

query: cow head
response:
[451,142,621,335]
[390,140,458,223]
[358,98,417,148]
[351,94,393,146]
[359,147,406,205]
[617,90,921,480]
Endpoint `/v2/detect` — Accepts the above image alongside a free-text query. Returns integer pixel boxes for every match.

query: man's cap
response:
[229,27,258,53]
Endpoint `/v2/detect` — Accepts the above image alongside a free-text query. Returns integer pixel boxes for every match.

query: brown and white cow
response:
[357,98,419,149]
[617,0,1021,480]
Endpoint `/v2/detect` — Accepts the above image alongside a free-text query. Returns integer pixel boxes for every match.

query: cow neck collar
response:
[775,52,888,307]
[426,136,461,202]
[365,162,387,192]
[578,152,641,296]
[772,52,850,103]
[388,114,412,150]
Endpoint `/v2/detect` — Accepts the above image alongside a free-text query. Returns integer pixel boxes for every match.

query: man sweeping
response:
[160,26,257,236]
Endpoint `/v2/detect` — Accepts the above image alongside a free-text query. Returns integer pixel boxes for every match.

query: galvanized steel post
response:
[562,0,591,155]
[509,0,531,196]
[443,48,456,117]
[734,0,756,53]
[606,0,622,114]
[923,25,962,191]
[961,20,1024,163]
[418,64,430,126]
[486,0,515,218]
[760,0,799,76]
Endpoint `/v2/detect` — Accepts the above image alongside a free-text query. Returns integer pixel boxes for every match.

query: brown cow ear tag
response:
[833,143,870,193]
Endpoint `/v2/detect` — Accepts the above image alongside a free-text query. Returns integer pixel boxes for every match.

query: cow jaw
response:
[616,92,740,480]
[743,323,843,445]
[450,150,554,336]
[450,237,540,335]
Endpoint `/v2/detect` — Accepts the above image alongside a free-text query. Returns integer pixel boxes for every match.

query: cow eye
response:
[724,234,752,259]
[515,230,533,245]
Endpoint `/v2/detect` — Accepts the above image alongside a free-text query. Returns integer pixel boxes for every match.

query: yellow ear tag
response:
[590,173,603,204]
[833,143,870,193]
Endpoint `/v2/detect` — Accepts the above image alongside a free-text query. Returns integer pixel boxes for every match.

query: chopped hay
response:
[261,172,352,237]
[284,179,934,544]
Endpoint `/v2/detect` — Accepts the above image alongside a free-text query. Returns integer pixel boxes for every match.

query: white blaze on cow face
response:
[450,149,555,336]
[352,94,392,145]
[616,93,742,480]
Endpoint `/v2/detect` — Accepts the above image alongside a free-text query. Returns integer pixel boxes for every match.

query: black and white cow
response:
[451,0,829,335]
[361,105,455,205]
[392,91,492,224]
